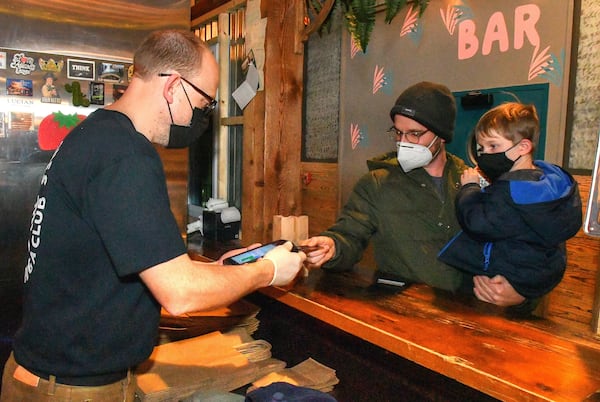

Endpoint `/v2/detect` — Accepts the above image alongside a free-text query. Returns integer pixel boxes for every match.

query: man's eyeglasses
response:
[158,73,217,113]
[387,127,430,144]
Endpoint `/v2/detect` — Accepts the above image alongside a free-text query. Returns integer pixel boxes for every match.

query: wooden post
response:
[241,0,304,244]
[217,12,231,200]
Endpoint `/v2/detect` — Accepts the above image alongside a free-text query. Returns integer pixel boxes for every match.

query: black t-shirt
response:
[13,109,187,380]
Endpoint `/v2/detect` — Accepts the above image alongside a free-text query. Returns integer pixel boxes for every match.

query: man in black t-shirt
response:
[0,30,306,402]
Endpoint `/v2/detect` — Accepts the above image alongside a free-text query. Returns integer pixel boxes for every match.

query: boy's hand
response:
[473,275,526,306]
[460,167,482,186]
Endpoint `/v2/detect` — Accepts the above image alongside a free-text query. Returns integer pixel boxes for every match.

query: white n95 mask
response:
[396,136,439,172]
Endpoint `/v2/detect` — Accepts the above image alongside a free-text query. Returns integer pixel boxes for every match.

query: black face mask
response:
[475,142,520,182]
[166,105,210,148]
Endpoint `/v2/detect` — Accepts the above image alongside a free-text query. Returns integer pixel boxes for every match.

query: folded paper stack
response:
[247,358,339,394]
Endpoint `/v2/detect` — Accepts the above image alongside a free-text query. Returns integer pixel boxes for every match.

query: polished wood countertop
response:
[259,267,600,402]
[187,236,600,401]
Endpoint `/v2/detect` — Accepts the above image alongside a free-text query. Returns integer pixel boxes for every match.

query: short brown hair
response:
[475,102,540,152]
[133,30,209,79]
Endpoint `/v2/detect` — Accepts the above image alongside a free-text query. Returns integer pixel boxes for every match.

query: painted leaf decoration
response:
[350,123,362,150]
[400,5,419,36]
[528,45,552,80]
[373,65,385,94]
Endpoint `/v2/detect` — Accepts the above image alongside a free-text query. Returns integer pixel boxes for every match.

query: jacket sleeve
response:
[321,172,379,271]
[455,182,523,241]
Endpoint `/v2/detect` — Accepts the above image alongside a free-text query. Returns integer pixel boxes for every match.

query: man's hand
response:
[263,241,306,286]
[300,236,335,269]
[473,275,526,306]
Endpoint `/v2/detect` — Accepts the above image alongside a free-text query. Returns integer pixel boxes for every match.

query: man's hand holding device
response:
[223,240,309,287]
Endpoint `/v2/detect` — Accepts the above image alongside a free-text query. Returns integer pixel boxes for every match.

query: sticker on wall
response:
[6,78,33,96]
[0,52,6,69]
[38,111,86,150]
[99,62,125,82]
[127,65,134,82]
[65,81,90,107]
[89,82,105,105]
[10,53,36,75]
[40,72,61,104]
[112,84,128,101]
[67,59,95,81]
[9,111,34,131]
[39,57,65,73]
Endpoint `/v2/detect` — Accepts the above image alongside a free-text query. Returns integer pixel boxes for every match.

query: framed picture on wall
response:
[9,112,34,131]
[67,59,95,80]
[89,82,105,105]
[99,62,124,83]
[6,78,33,96]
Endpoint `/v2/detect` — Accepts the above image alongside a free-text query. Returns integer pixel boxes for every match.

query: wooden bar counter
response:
[189,230,600,401]
[250,266,600,402]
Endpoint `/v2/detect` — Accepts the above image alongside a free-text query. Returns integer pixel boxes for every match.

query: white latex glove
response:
[263,241,305,286]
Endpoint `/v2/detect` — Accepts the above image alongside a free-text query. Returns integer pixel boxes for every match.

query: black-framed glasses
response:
[387,126,430,144]
[158,73,217,112]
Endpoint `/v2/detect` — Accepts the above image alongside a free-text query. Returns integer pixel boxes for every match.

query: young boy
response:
[438,102,582,313]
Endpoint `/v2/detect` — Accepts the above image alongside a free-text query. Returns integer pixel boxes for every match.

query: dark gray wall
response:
[336,0,575,205]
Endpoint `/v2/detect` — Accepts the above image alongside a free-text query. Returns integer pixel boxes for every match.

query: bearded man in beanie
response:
[302,81,525,306]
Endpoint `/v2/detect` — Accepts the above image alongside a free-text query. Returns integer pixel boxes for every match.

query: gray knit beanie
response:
[389,81,456,143]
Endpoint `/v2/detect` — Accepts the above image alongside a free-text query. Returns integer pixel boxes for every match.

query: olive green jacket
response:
[322,151,468,292]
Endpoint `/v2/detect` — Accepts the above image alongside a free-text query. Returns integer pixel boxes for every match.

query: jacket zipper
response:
[438,230,462,256]
[483,242,492,271]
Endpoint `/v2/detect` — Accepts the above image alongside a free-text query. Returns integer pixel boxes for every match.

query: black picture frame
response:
[67,59,95,81]
[89,82,104,105]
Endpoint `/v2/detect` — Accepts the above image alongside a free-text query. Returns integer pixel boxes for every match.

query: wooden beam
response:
[220,116,244,126]
[262,0,304,240]
[299,0,336,43]
[216,12,231,200]
[241,90,266,245]
[240,0,305,244]
[191,0,230,20]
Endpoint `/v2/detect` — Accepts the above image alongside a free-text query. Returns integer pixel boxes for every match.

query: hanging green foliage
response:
[315,0,430,53]
[386,0,430,23]
[340,0,376,52]
[384,0,407,24]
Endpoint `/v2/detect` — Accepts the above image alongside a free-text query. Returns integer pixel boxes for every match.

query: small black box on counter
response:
[202,208,240,241]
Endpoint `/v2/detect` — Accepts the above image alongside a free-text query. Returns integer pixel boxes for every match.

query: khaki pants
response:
[0,353,136,402]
